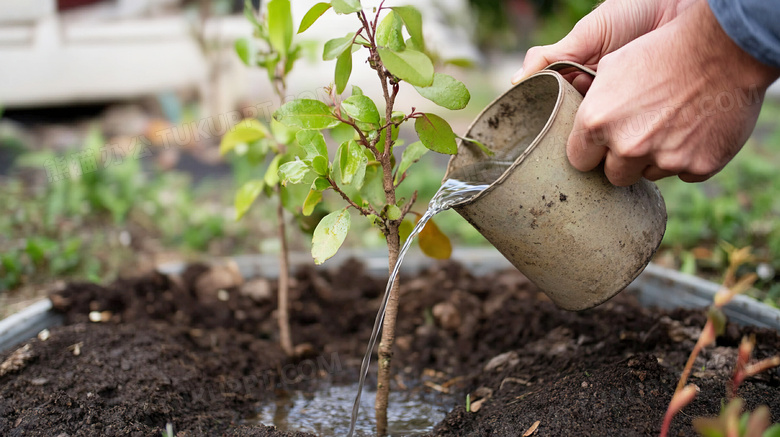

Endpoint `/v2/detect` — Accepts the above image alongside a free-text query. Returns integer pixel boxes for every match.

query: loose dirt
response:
[1,260,779,436]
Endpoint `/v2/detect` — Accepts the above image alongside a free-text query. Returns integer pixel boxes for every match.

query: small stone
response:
[293,343,316,358]
[239,278,272,303]
[30,377,48,386]
[195,261,243,299]
[89,311,102,323]
[484,351,520,373]
[217,289,230,302]
[757,263,775,280]
[37,329,50,341]
[581,381,588,388]
[432,302,461,331]
[119,230,131,247]
[100,311,112,322]
[69,342,82,356]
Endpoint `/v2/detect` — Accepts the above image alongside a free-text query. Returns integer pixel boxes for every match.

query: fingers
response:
[571,73,595,96]
[604,151,648,186]
[566,121,607,173]
[642,166,677,181]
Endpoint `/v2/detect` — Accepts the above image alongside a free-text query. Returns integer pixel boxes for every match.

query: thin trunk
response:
[375,224,401,436]
[276,186,293,357]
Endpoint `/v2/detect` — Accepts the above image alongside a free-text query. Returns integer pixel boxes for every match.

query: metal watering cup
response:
[444,61,667,311]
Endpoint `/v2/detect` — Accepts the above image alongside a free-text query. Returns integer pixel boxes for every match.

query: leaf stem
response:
[326,176,375,216]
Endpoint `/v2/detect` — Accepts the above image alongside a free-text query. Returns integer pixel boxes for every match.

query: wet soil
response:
[1,260,780,436]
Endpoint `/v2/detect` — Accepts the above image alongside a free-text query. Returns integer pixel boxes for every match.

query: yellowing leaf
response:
[303,189,323,216]
[235,179,265,220]
[418,217,452,260]
[399,219,414,243]
[219,119,268,155]
[312,208,351,264]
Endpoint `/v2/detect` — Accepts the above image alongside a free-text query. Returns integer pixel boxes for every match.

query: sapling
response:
[660,245,780,437]
[276,1,470,433]
[220,0,308,357]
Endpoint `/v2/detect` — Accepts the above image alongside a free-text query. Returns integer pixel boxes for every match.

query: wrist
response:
[698,0,780,90]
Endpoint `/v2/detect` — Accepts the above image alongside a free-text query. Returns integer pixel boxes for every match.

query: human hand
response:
[514,0,780,185]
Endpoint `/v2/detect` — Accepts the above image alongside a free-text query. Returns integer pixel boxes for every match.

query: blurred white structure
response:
[0,0,206,108]
[0,0,478,112]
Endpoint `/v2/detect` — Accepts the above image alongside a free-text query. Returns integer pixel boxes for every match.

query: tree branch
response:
[400,190,418,220]
[327,176,376,216]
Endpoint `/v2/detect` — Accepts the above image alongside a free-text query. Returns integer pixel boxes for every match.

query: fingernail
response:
[511,68,525,84]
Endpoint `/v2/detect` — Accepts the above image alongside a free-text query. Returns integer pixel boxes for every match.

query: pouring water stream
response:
[347,178,491,436]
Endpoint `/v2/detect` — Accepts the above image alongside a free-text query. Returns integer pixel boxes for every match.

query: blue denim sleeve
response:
[708,0,780,68]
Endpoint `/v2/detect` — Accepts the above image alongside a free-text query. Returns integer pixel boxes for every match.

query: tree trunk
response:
[276,187,293,357]
[375,224,401,436]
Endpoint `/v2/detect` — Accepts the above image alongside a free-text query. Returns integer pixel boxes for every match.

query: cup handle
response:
[543,61,597,78]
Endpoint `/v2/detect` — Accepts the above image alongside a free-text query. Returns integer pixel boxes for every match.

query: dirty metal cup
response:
[444,61,667,311]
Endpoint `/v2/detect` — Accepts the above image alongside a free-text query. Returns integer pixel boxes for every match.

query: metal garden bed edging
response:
[2,249,780,353]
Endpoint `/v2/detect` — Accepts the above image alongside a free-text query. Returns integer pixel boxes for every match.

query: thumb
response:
[511,44,568,84]
[512,0,661,84]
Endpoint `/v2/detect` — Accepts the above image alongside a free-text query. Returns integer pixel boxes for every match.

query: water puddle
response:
[347,178,492,435]
[253,382,455,436]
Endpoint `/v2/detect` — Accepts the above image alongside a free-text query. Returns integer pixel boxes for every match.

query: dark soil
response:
[2,260,780,436]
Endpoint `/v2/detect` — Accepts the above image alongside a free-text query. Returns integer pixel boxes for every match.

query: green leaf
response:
[385,204,402,221]
[352,85,364,96]
[331,0,361,14]
[312,155,329,176]
[267,0,293,55]
[418,217,452,260]
[395,141,428,184]
[234,37,255,66]
[330,122,356,143]
[414,73,471,110]
[303,189,323,216]
[391,6,424,50]
[399,219,414,243]
[341,95,380,125]
[377,48,434,87]
[278,159,312,185]
[415,114,457,154]
[296,130,328,159]
[312,208,351,264]
[338,140,368,187]
[220,119,268,155]
[235,180,265,220]
[376,11,405,51]
[457,135,495,157]
[335,49,352,94]
[298,2,331,33]
[243,0,261,28]
[271,118,298,143]
[323,33,355,60]
[763,424,780,437]
[264,155,283,186]
[312,177,331,191]
[274,99,339,130]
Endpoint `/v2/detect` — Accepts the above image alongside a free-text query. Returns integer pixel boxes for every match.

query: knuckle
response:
[610,140,644,159]
[655,154,688,174]
[577,104,608,132]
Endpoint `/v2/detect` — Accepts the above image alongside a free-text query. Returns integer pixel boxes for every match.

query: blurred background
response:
[2,0,780,315]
